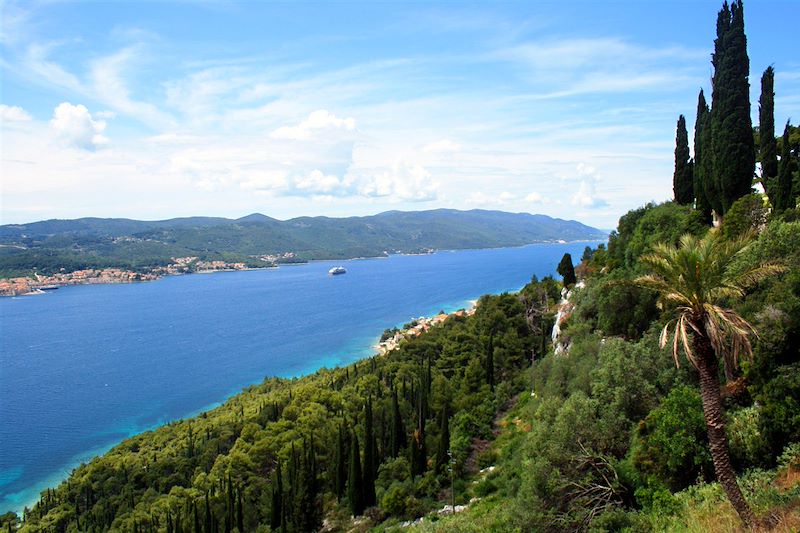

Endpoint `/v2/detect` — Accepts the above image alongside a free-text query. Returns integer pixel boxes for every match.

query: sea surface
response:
[0,242,594,513]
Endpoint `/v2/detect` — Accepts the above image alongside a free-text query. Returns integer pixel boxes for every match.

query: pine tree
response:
[775,121,794,213]
[363,399,377,507]
[674,115,694,204]
[347,433,364,516]
[711,0,755,215]
[759,66,778,197]
[557,253,576,287]
[694,90,715,222]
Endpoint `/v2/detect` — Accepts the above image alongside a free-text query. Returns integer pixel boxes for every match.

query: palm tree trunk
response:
[693,331,756,528]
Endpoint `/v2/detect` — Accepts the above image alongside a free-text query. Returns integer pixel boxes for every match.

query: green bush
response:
[632,386,712,491]
[380,482,412,516]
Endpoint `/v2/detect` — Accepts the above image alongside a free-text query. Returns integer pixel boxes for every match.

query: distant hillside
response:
[0,209,606,277]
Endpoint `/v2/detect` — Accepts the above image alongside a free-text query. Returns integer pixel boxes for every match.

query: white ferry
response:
[328,266,347,275]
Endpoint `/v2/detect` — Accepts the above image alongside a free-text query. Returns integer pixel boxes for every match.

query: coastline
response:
[1,241,596,516]
[0,239,604,298]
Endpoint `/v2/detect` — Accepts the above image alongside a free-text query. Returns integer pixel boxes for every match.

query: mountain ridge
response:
[0,209,607,277]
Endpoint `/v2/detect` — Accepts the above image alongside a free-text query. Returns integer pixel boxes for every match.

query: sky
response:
[1,1,798,229]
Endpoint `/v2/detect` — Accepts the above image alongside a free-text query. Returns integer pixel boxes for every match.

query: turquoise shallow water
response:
[0,242,595,513]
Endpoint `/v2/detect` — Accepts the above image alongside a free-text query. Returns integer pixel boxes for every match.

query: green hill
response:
[0,209,606,277]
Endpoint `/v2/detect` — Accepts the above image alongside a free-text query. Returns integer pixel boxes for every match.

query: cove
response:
[0,242,595,513]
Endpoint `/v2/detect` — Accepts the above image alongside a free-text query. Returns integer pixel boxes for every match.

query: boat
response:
[38,285,59,291]
[328,266,346,275]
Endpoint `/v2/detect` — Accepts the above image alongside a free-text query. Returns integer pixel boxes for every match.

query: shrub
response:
[632,386,712,491]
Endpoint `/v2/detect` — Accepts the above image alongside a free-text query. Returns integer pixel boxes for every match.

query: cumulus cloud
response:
[422,139,461,153]
[50,102,109,150]
[291,169,345,195]
[570,163,608,208]
[1,104,32,122]
[270,109,356,140]
[356,163,438,202]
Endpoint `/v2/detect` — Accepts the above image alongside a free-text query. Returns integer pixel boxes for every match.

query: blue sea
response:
[0,242,594,514]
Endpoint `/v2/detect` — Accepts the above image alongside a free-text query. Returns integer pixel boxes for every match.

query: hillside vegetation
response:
[7,200,800,533]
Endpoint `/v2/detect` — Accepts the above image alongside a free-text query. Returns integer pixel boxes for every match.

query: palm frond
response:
[636,227,782,376]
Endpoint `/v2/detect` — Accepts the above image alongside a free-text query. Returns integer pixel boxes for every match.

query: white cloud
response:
[422,139,461,153]
[50,102,109,150]
[498,191,515,202]
[466,190,516,206]
[567,163,608,208]
[525,191,545,203]
[291,169,345,195]
[0,104,31,122]
[270,109,356,140]
[354,163,438,202]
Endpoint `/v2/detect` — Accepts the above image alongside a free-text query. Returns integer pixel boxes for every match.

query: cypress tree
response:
[410,387,428,477]
[347,433,364,516]
[334,424,347,501]
[294,439,319,533]
[434,404,450,474]
[270,462,282,531]
[759,66,778,197]
[193,500,201,533]
[363,399,377,508]
[694,90,714,222]
[236,488,243,533]
[390,389,405,457]
[204,492,212,533]
[711,0,755,215]
[557,253,576,287]
[775,121,794,213]
[485,334,495,391]
[674,115,694,204]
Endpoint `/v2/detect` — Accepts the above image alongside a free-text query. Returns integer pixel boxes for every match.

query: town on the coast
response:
[0,257,270,297]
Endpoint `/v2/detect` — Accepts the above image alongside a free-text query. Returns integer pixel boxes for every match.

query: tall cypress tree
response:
[363,399,377,508]
[347,433,364,516]
[759,66,779,198]
[410,387,428,478]
[775,121,795,213]
[294,438,320,532]
[673,114,694,204]
[711,0,754,215]
[270,462,282,531]
[434,404,451,474]
[694,90,715,222]
[390,389,405,458]
[334,424,347,501]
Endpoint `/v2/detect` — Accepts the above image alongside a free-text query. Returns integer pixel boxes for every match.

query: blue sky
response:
[1,0,798,228]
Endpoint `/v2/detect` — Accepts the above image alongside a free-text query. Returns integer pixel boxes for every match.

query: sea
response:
[0,242,596,514]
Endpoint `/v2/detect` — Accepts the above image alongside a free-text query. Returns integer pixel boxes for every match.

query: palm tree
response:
[635,229,783,528]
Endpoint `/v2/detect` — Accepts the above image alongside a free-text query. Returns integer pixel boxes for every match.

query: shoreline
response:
[1,239,604,298]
